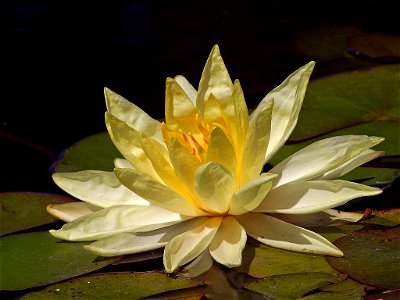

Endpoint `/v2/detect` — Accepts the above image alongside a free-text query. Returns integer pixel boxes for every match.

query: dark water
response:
[2,0,399,191]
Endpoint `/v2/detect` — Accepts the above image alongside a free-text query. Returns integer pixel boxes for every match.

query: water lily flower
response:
[48,45,383,273]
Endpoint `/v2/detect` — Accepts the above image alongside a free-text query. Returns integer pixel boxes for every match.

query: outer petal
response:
[163,217,222,273]
[236,213,343,256]
[241,99,273,184]
[115,167,206,216]
[174,75,197,105]
[209,216,247,267]
[195,162,234,214]
[84,218,203,256]
[104,87,163,143]
[197,45,233,116]
[256,180,381,214]
[52,171,149,208]
[231,80,249,161]
[50,205,191,241]
[273,209,365,228]
[317,149,385,180]
[229,173,277,215]
[182,250,214,278]
[114,158,133,169]
[106,112,162,181]
[47,202,102,222]
[259,61,315,162]
[270,135,384,187]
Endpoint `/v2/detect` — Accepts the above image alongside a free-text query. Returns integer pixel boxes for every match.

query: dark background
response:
[2,0,399,192]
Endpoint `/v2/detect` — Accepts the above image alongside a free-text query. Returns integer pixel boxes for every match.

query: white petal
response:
[261,62,315,162]
[229,173,277,215]
[182,250,213,278]
[104,87,163,143]
[84,218,203,256]
[174,75,198,105]
[163,217,222,273]
[256,180,381,214]
[270,135,384,187]
[317,149,385,180]
[49,205,190,241]
[115,167,206,216]
[195,162,234,214]
[237,213,343,256]
[47,202,102,222]
[273,209,365,227]
[209,216,247,267]
[53,171,149,208]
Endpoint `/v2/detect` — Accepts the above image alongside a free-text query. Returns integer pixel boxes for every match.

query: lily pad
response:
[347,33,400,62]
[20,272,203,300]
[290,65,400,144]
[362,208,400,227]
[0,192,74,236]
[327,227,400,289]
[0,232,120,291]
[245,272,346,299]
[52,132,121,173]
[236,239,338,278]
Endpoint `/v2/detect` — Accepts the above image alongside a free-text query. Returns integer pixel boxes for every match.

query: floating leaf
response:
[236,239,338,278]
[20,272,203,300]
[312,224,364,242]
[0,192,74,236]
[365,290,400,300]
[290,65,400,145]
[327,227,400,289]
[52,132,121,173]
[347,33,400,62]
[0,232,120,291]
[362,208,400,227]
[245,272,345,299]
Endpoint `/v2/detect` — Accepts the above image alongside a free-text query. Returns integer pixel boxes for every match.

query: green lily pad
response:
[366,290,400,300]
[52,132,121,173]
[290,65,400,144]
[327,227,400,289]
[20,271,203,300]
[312,224,365,242]
[236,239,338,278]
[0,192,74,236]
[245,272,346,299]
[0,232,120,291]
[362,208,400,226]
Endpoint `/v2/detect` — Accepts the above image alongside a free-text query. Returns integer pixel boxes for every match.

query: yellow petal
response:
[270,135,384,187]
[197,45,233,116]
[113,158,133,169]
[50,205,190,241]
[256,180,382,214]
[104,87,163,143]
[241,98,273,184]
[105,112,162,181]
[165,77,197,126]
[84,218,202,256]
[53,171,149,208]
[47,202,102,222]
[206,127,237,180]
[168,138,201,195]
[163,217,222,273]
[195,162,234,214]
[139,135,192,200]
[236,213,343,257]
[231,79,249,156]
[261,61,315,162]
[317,149,385,180]
[182,250,213,278]
[209,216,247,267]
[229,173,277,215]
[174,75,197,104]
[115,167,206,216]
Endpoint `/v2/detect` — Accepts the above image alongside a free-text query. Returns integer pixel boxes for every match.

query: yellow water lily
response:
[48,45,383,273]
